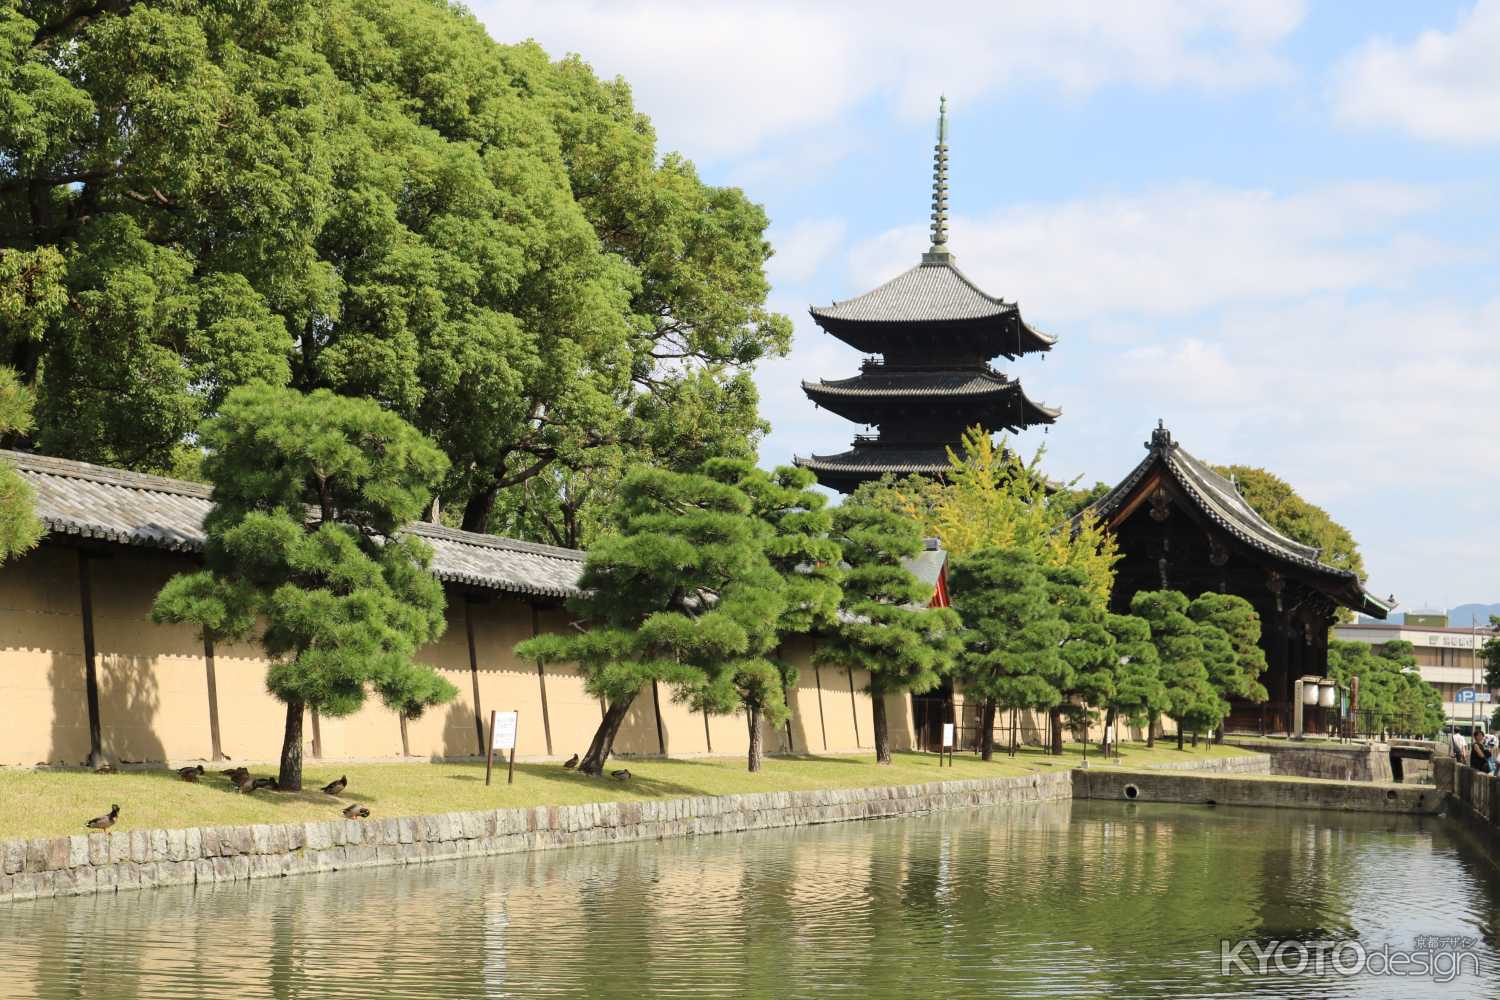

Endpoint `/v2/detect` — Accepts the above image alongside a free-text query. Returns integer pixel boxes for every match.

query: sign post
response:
[486,710,519,786]
[940,722,954,767]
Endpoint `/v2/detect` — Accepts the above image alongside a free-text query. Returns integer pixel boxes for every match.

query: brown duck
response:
[178,765,205,782]
[342,803,370,819]
[86,804,120,830]
[250,777,279,792]
[610,769,631,781]
[562,754,579,770]
[221,766,250,784]
[321,775,347,796]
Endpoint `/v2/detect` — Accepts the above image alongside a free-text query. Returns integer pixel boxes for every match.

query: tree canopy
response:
[516,465,785,774]
[1130,590,1226,747]
[0,365,41,562]
[151,383,454,789]
[2,0,787,543]
[1328,638,1444,738]
[706,459,841,770]
[819,503,960,764]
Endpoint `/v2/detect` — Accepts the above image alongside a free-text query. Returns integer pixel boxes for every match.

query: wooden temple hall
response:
[795,98,1059,493]
[1090,423,1393,734]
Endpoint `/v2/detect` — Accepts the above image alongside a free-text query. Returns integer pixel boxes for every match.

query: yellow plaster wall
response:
[0,544,917,767]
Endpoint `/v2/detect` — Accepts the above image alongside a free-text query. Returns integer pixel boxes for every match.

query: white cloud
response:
[845,181,1454,321]
[765,218,847,288]
[1333,0,1500,144]
[473,0,1305,159]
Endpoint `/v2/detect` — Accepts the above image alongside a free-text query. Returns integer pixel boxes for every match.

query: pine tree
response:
[705,460,841,771]
[1102,612,1166,748]
[152,384,453,789]
[1130,590,1225,749]
[819,504,960,765]
[1045,564,1116,754]
[949,547,1067,759]
[516,466,785,775]
[1188,592,1269,704]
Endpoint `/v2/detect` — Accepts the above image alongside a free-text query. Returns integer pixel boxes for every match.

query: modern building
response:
[1335,616,1498,725]
[1090,423,1392,734]
[794,98,1058,493]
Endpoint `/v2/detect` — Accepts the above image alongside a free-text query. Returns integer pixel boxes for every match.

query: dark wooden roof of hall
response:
[1088,425,1392,619]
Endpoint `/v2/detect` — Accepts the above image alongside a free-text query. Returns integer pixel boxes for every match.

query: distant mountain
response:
[1355,604,1500,627]
[1449,604,1500,627]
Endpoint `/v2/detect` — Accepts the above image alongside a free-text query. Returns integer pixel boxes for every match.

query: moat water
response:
[4,799,1500,999]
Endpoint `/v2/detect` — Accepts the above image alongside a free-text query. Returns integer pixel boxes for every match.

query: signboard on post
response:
[486,710,519,786]
[1457,688,1477,704]
[940,722,955,767]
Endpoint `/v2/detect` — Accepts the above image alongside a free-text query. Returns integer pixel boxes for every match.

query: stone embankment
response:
[1,771,1074,905]
[1074,768,1437,815]
[1225,740,1395,783]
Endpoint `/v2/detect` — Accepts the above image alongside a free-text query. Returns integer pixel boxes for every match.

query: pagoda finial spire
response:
[923,95,953,264]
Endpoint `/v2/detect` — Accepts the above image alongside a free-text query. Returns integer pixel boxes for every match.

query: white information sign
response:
[491,710,519,750]
[941,723,955,749]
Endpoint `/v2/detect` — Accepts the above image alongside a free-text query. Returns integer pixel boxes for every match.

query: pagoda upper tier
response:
[807,258,1056,360]
[793,96,1061,494]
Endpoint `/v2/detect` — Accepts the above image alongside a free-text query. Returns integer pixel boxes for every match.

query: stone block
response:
[149,828,169,862]
[4,839,26,875]
[129,830,150,864]
[166,829,187,862]
[194,859,217,884]
[251,824,273,855]
[198,828,220,859]
[185,827,202,861]
[87,832,109,867]
[65,835,89,869]
[11,873,36,902]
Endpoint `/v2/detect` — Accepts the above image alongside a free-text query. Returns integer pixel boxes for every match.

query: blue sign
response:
[1457,688,1477,704]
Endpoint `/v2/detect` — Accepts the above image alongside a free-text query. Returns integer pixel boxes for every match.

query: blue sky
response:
[475,1,1500,611]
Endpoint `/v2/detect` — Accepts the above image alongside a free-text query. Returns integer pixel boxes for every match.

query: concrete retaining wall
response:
[1226,741,1394,783]
[1114,754,1271,775]
[1073,768,1437,815]
[0,771,1074,905]
[1435,755,1500,832]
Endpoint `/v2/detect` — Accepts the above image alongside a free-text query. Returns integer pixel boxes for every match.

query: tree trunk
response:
[1177,726,1185,751]
[1049,707,1064,756]
[579,695,635,775]
[747,705,765,772]
[872,695,892,765]
[1147,717,1156,748]
[279,699,305,791]
[980,699,997,761]
[1102,707,1117,753]
[399,713,410,757]
[1009,708,1018,757]
[461,483,499,533]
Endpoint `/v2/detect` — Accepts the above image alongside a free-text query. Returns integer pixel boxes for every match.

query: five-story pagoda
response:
[795,98,1060,493]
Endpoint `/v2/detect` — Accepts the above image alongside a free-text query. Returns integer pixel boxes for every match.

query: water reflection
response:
[4,801,1500,999]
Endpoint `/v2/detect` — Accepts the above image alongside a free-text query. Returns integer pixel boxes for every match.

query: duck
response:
[562,754,579,770]
[610,769,631,781]
[221,766,250,784]
[178,765,205,782]
[321,775,347,796]
[85,804,120,830]
[342,803,370,819]
[94,763,117,775]
[250,777,279,792]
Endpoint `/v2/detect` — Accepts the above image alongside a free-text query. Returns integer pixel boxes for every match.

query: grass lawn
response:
[0,741,1262,841]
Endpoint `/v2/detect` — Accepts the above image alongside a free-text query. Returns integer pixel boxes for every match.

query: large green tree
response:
[1,1,787,540]
[819,504,960,765]
[516,466,785,775]
[0,364,41,561]
[949,547,1067,760]
[1102,612,1166,748]
[151,384,453,789]
[706,460,841,770]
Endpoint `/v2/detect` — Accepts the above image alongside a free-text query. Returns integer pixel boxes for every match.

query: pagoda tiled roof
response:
[804,370,1062,419]
[793,445,952,477]
[1089,425,1392,619]
[2,449,585,599]
[809,260,1055,355]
